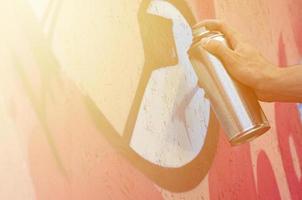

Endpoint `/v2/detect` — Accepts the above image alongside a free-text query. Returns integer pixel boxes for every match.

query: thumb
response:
[202,39,234,64]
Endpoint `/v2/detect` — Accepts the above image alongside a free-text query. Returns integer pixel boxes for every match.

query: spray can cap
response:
[192,22,210,38]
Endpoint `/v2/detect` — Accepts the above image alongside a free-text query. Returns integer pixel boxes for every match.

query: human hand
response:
[197,20,280,102]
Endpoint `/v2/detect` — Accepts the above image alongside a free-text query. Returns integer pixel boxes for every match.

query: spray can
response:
[188,23,270,146]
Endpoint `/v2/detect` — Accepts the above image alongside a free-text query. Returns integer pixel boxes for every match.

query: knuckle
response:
[219,21,228,29]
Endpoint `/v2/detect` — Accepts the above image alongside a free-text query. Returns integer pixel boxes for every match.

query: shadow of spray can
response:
[188,23,270,146]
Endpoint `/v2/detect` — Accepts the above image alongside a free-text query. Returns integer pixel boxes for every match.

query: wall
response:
[0,0,301,199]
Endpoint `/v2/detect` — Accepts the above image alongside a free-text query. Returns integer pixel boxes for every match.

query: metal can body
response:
[188,28,270,146]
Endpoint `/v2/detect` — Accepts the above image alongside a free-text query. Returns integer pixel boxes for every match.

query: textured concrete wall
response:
[0,0,301,199]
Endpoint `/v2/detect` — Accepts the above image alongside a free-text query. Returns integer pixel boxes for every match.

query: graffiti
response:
[1,0,302,199]
[83,0,219,191]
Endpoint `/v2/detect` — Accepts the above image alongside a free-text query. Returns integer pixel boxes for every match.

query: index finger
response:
[193,19,241,49]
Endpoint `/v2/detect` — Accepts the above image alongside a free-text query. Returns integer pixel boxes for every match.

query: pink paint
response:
[208,131,257,200]
[24,78,165,200]
[272,35,302,200]
[275,103,302,200]
[257,151,281,200]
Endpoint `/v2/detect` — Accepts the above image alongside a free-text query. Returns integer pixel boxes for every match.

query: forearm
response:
[264,65,302,102]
